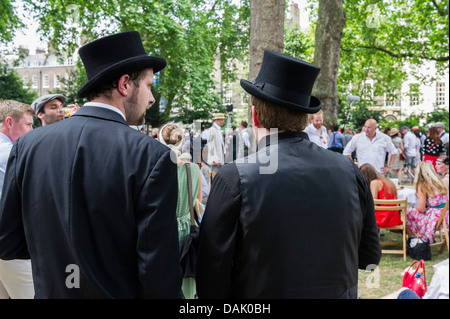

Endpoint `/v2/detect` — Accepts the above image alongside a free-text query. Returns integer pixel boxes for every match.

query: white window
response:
[385,97,394,106]
[43,75,49,88]
[436,82,445,106]
[54,75,61,88]
[32,76,38,88]
[23,77,29,88]
[409,83,420,106]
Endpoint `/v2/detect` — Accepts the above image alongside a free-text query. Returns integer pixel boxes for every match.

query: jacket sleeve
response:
[354,165,382,269]
[196,163,241,298]
[0,143,30,260]
[135,150,182,298]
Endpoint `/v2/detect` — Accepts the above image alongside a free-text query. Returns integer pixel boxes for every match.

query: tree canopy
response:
[284,0,449,129]
[21,0,250,127]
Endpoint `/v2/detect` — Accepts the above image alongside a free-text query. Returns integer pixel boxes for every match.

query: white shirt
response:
[303,124,328,148]
[403,131,417,157]
[0,133,13,199]
[440,131,449,145]
[84,102,126,121]
[241,128,250,148]
[343,131,398,173]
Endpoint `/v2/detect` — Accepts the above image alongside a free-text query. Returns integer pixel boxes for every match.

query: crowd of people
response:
[0,31,448,300]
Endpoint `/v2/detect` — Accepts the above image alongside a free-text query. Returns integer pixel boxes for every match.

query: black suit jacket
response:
[0,105,182,298]
[197,131,381,298]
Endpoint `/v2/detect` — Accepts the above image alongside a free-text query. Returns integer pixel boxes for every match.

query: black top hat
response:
[240,50,321,113]
[77,31,166,98]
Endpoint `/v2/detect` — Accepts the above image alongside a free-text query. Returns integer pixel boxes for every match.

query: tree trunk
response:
[247,0,285,153]
[312,0,346,130]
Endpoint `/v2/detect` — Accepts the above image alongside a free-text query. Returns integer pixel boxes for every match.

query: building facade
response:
[13,46,77,96]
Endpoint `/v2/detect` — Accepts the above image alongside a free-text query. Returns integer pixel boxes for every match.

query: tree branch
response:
[430,0,448,17]
[205,0,221,20]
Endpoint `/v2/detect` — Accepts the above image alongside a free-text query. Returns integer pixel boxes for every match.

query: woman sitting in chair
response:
[406,161,449,243]
[361,163,402,228]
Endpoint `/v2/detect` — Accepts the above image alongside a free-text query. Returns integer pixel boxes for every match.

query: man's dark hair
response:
[240,121,248,128]
[86,69,148,101]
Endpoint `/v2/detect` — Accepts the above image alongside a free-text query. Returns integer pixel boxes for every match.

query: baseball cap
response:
[31,94,66,116]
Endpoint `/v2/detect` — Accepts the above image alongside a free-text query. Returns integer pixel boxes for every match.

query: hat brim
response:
[77,55,166,98]
[240,79,321,114]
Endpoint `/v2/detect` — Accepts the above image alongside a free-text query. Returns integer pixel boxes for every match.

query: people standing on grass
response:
[388,128,405,183]
[343,119,398,175]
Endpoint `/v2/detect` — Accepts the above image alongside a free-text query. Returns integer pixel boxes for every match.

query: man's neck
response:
[367,132,376,141]
[91,97,125,116]
[255,127,284,143]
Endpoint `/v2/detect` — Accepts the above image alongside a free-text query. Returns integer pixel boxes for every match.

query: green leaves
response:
[19,0,249,126]
[0,0,23,44]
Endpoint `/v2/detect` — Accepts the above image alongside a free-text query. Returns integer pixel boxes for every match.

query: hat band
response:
[252,81,312,107]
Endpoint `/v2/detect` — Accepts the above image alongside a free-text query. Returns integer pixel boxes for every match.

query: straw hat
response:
[389,128,399,136]
[213,113,226,120]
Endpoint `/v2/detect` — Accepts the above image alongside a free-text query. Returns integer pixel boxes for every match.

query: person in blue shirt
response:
[328,124,344,153]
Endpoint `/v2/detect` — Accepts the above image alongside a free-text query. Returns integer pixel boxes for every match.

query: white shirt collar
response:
[84,102,126,121]
[0,133,13,145]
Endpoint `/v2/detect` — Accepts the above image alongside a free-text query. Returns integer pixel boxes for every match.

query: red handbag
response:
[402,259,427,298]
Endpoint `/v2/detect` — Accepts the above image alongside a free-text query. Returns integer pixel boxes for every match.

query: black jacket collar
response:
[257,130,309,151]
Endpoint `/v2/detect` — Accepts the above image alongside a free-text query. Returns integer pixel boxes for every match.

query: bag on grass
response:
[407,233,432,261]
[402,259,427,298]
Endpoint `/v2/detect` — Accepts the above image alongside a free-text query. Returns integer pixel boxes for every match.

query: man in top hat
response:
[0,31,182,298]
[206,113,226,173]
[196,50,381,299]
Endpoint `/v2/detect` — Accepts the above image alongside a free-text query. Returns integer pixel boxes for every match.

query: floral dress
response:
[406,193,449,243]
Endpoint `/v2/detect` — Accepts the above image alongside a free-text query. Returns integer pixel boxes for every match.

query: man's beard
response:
[125,88,146,125]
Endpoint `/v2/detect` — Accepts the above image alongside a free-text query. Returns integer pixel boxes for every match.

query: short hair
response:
[310,109,323,120]
[251,96,308,131]
[85,69,148,101]
[240,121,248,128]
[0,100,34,125]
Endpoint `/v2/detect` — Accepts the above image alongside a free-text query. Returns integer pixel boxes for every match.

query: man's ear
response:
[3,117,14,129]
[37,112,44,121]
[251,105,259,128]
[117,74,132,96]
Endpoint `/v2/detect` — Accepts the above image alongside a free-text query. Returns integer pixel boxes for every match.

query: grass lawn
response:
[357,230,448,299]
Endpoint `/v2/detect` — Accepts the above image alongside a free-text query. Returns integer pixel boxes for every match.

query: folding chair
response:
[430,201,449,255]
[374,198,408,261]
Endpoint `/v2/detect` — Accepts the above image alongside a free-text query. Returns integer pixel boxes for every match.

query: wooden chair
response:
[374,198,408,261]
[430,201,449,255]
